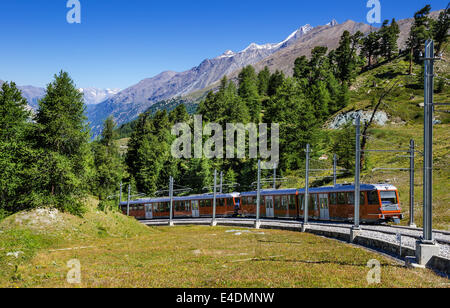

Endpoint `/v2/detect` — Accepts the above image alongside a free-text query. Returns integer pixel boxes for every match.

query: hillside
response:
[0,197,151,285]
[278,43,449,230]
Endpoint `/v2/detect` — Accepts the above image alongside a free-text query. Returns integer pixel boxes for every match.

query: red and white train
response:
[120,184,403,224]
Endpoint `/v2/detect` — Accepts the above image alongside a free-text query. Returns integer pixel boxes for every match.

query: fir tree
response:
[267,70,285,96]
[433,5,450,53]
[32,71,92,214]
[257,66,271,97]
[362,31,381,67]
[238,65,261,123]
[93,117,124,199]
[407,5,434,74]
[0,82,30,142]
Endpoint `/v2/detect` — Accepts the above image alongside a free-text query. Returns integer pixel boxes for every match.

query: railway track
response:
[140,217,450,259]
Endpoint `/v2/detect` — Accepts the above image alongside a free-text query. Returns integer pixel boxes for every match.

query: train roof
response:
[119,192,240,206]
[300,184,398,193]
[239,184,397,196]
[240,189,298,197]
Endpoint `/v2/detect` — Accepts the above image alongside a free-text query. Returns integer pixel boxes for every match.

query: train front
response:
[376,185,403,223]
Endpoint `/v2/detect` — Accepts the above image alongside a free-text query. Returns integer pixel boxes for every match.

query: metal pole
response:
[354,115,361,230]
[212,170,217,226]
[423,40,434,243]
[333,154,337,187]
[126,184,131,216]
[255,160,261,228]
[409,140,416,227]
[169,176,174,226]
[273,163,277,189]
[304,144,310,228]
[220,171,223,194]
[119,182,123,208]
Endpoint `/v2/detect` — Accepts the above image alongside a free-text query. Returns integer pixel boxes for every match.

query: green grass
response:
[0,224,448,288]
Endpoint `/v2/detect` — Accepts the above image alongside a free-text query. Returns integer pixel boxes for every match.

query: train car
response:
[240,189,299,219]
[120,184,403,224]
[240,184,402,223]
[119,193,240,220]
[298,184,403,223]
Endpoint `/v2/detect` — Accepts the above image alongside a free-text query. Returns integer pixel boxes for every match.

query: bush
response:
[0,209,10,221]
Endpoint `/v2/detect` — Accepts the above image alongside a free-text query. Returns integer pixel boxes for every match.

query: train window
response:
[247,196,252,205]
[368,191,379,205]
[281,196,288,210]
[274,196,281,209]
[360,192,366,205]
[330,193,337,205]
[227,198,234,207]
[185,201,190,211]
[218,199,224,207]
[337,193,346,205]
[380,191,398,205]
[299,195,305,210]
[289,195,296,210]
[309,195,317,209]
[242,197,247,206]
[347,192,366,205]
[348,193,354,205]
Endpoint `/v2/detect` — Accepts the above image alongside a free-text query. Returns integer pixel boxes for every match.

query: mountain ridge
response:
[87,20,339,135]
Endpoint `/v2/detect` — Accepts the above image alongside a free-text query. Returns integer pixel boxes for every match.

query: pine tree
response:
[433,6,450,53]
[32,71,92,214]
[257,66,271,97]
[125,110,172,195]
[238,65,261,123]
[93,117,124,199]
[169,103,190,124]
[267,70,285,96]
[293,56,309,80]
[382,19,400,60]
[331,121,356,172]
[223,80,250,124]
[407,5,434,74]
[0,82,33,213]
[335,31,363,85]
[264,78,318,171]
[100,116,116,147]
[186,159,212,194]
[362,31,381,67]
[0,82,30,142]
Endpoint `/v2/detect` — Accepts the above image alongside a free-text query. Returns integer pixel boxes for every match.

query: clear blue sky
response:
[0,0,447,89]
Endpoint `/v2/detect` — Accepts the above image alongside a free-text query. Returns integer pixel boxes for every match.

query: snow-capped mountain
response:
[217,24,314,59]
[0,81,120,110]
[87,21,335,136]
[79,87,121,105]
